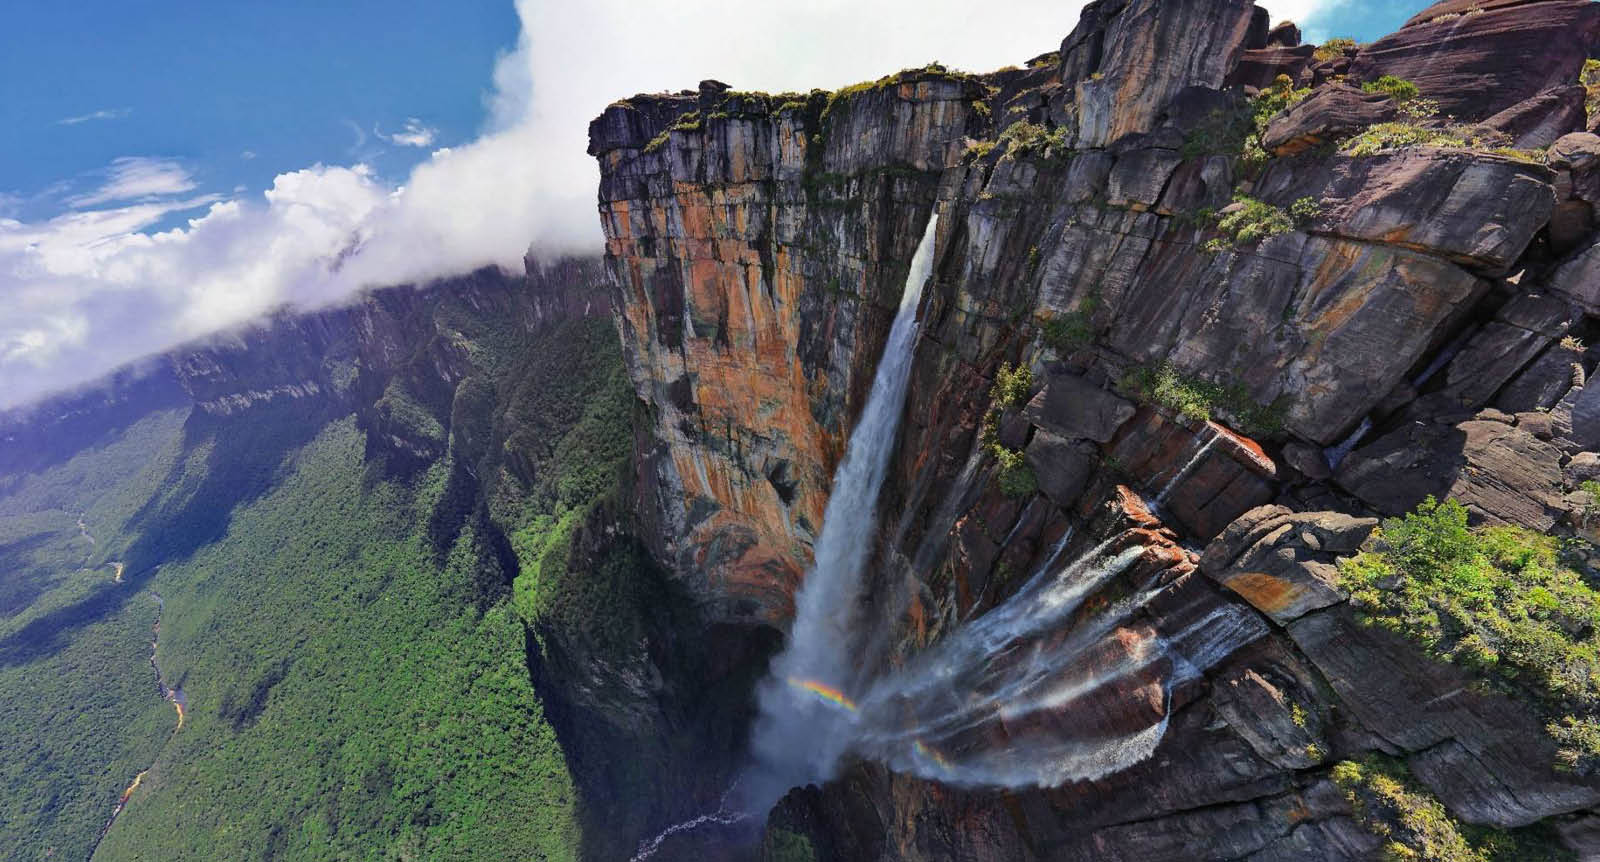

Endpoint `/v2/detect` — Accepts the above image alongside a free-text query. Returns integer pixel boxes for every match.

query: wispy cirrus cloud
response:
[66,157,198,209]
[378,118,438,148]
[56,107,132,126]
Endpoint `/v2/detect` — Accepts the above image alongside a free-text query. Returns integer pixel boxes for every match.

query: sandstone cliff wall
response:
[593,0,1600,856]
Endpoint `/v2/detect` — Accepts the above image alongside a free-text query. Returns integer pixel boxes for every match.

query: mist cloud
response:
[0,0,1331,409]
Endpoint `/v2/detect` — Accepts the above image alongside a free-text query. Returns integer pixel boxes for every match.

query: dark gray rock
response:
[1024,431,1098,506]
[1255,150,1555,271]
[1553,241,1600,315]
[1497,338,1587,413]
[1573,384,1600,450]
[1289,607,1600,827]
[1261,84,1397,156]
[1439,292,1572,407]
[1479,85,1590,149]
[1335,418,1564,529]
[1021,371,1137,443]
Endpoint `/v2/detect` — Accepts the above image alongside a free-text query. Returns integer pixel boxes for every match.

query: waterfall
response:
[737,212,940,814]
[1151,429,1218,511]
[636,205,1265,848]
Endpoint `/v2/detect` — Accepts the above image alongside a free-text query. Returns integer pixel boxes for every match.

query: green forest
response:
[0,307,639,861]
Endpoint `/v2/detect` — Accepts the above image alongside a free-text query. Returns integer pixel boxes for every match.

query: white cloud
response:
[379,118,438,148]
[66,157,198,209]
[0,0,1339,409]
[56,107,132,126]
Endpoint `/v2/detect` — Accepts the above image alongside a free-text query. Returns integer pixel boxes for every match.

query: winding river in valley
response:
[76,513,183,858]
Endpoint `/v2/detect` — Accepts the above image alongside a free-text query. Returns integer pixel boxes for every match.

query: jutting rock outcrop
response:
[590,0,1600,856]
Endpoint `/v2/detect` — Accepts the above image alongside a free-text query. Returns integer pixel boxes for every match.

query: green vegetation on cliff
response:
[1331,757,1572,861]
[980,363,1038,498]
[1339,498,1600,772]
[1120,361,1286,437]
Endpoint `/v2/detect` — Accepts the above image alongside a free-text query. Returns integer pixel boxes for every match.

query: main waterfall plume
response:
[741,210,941,814]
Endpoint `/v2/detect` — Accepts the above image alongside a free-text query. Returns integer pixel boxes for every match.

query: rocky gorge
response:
[583,0,1600,857]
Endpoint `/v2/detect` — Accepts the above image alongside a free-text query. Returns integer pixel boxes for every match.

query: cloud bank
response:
[0,0,1333,409]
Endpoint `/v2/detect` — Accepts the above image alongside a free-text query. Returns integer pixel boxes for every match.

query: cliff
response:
[590,0,1600,857]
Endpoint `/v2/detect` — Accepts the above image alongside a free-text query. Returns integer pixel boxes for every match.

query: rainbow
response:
[786,677,858,712]
[913,740,953,771]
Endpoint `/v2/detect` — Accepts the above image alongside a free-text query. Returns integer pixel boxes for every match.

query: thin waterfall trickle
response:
[1152,428,1218,510]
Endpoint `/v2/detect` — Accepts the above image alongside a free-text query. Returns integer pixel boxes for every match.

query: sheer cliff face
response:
[591,75,982,624]
[594,0,1600,856]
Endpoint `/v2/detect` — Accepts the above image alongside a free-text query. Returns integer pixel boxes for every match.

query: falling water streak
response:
[855,583,1157,748]
[858,539,1128,701]
[1152,431,1218,510]
[849,539,1271,791]
[740,210,940,814]
[1323,416,1373,471]
[630,808,749,862]
[851,545,1144,744]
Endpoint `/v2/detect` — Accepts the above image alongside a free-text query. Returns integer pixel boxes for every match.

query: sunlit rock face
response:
[591,73,980,625]
[592,0,1600,856]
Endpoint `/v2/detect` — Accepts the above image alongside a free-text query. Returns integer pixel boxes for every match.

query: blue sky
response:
[0,1,517,227]
[0,0,1429,410]
[1300,1,1415,43]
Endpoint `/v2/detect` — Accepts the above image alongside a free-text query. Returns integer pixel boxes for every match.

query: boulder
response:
[1266,20,1301,48]
[1573,384,1600,450]
[1552,241,1600,315]
[1335,418,1565,529]
[1478,85,1589,150]
[1350,1,1600,123]
[1227,45,1316,91]
[1021,371,1137,443]
[1551,133,1600,203]
[1496,338,1585,413]
[1438,292,1573,407]
[1200,505,1377,625]
[1283,441,1332,480]
[1254,150,1555,271]
[1261,84,1397,156]
[1024,431,1098,507]
[1105,146,1185,210]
